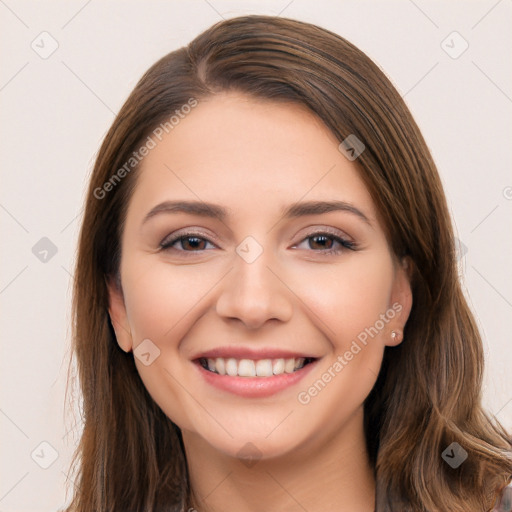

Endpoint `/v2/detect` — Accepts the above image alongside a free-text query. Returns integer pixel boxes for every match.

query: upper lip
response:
[191,346,319,361]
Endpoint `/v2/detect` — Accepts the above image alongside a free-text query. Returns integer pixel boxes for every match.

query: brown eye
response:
[160,232,216,253]
[308,234,335,250]
[294,231,356,255]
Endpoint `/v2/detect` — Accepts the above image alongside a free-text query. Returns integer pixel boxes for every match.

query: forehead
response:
[128,91,379,225]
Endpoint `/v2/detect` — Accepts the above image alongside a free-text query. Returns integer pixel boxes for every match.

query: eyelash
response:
[159,229,357,256]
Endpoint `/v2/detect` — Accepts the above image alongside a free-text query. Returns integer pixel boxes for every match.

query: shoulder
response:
[493,482,512,512]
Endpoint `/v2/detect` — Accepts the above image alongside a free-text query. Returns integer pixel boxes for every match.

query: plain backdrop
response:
[1,1,511,510]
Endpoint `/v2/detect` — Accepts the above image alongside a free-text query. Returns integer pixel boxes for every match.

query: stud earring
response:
[391,330,403,342]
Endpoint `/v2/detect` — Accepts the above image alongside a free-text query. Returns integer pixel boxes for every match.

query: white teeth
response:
[238,359,256,377]
[284,358,296,373]
[225,358,238,376]
[256,359,273,377]
[272,358,285,375]
[201,356,311,377]
[216,357,226,375]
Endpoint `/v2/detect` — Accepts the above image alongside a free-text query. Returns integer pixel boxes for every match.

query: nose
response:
[215,246,294,330]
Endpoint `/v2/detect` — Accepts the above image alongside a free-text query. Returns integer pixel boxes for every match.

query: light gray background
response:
[1,1,511,510]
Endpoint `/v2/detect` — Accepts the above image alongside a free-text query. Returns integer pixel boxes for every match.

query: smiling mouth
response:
[197,356,317,377]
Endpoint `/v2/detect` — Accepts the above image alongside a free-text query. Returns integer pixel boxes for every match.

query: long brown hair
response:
[64,14,512,512]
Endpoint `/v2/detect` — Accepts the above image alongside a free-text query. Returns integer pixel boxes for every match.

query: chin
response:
[217,436,300,463]
[190,420,308,464]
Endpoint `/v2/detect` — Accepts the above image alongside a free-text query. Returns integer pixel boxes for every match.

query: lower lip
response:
[193,360,318,398]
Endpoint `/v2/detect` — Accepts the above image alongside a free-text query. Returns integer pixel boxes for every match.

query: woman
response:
[64,14,512,512]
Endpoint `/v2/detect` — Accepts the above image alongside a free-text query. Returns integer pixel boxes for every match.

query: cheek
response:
[120,258,219,430]
[122,248,394,352]
[291,250,395,345]
[292,254,394,427]
[121,257,218,344]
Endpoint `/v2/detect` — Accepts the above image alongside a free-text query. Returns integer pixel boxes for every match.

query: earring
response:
[391,330,403,342]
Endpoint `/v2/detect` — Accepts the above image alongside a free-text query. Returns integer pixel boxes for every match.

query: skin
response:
[107,91,413,512]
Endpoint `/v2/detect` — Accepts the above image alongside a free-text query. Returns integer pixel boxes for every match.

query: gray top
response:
[493,483,512,512]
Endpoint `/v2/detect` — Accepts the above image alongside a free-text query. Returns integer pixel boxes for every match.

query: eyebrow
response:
[141,199,373,227]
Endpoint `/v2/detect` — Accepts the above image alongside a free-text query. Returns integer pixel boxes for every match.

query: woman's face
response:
[108,91,412,461]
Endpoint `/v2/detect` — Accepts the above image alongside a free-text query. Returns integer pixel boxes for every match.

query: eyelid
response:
[159,227,219,249]
[160,226,352,246]
[291,226,357,252]
[296,225,353,241]
[159,225,357,257]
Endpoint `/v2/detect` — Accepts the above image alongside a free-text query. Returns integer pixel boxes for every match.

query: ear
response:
[106,275,133,353]
[385,255,413,347]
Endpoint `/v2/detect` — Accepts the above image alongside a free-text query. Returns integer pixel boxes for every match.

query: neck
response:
[182,407,375,512]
